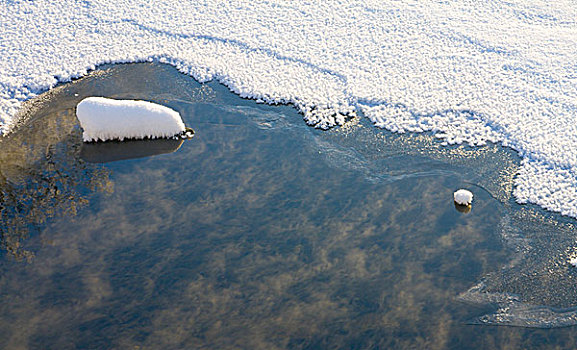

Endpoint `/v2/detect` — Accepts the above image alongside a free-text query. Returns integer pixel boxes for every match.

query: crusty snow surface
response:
[1,1,576,216]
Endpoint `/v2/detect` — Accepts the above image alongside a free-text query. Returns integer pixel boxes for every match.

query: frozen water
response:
[1,2,577,215]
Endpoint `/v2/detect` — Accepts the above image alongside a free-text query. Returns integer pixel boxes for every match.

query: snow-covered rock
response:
[454,189,473,206]
[76,97,185,142]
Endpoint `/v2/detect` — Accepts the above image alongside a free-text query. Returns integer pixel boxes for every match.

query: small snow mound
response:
[454,189,473,206]
[76,97,185,142]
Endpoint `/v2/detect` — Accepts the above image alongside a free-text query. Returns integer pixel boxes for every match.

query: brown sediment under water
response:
[2,63,577,349]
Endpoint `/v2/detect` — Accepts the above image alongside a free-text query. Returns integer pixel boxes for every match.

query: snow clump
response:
[454,189,473,206]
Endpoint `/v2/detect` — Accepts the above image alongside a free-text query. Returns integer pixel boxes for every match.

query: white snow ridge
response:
[1,0,577,217]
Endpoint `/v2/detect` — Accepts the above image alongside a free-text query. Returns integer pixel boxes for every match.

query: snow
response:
[76,97,185,142]
[1,1,577,217]
[570,257,577,268]
[454,189,473,206]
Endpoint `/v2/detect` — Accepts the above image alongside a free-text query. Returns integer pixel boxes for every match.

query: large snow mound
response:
[1,1,577,216]
[76,97,185,142]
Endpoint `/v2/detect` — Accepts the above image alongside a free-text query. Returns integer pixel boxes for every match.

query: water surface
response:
[1,63,577,349]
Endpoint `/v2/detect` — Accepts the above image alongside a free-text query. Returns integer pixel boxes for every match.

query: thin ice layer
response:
[1,1,577,217]
[76,97,185,142]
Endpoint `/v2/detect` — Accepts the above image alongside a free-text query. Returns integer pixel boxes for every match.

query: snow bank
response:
[76,97,185,142]
[1,0,577,217]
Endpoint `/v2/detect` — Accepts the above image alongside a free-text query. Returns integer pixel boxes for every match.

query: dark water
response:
[2,63,577,349]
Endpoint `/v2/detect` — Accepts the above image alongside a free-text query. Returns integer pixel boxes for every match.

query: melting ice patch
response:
[1,1,577,216]
[459,281,577,328]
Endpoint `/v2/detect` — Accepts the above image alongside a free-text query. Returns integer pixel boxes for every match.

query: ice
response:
[456,207,577,329]
[76,97,185,142]
[0,1,577,217]
[460,281,577,328]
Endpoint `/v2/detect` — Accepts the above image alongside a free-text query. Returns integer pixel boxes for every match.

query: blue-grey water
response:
[2,63,577,349]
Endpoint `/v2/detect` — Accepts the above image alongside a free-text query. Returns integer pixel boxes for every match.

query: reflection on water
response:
[0,104,112,261]
[454,203,472,214]
[1,63,577,349]
[80,138,185,163]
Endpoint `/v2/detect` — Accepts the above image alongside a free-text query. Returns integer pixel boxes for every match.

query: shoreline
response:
[4,58,577,222]
[2,1,576,220]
